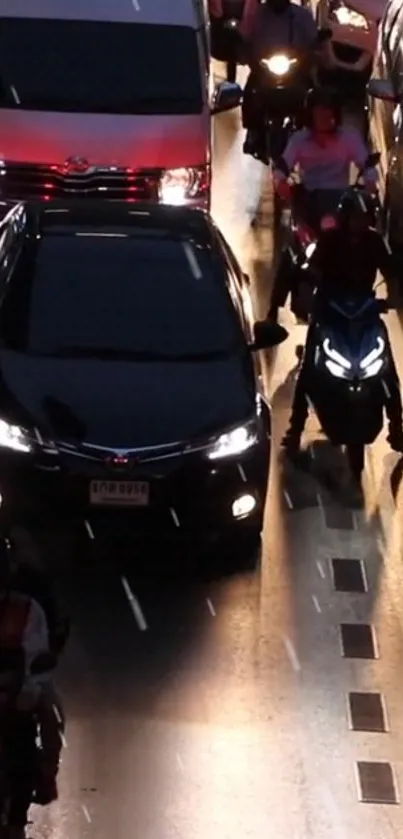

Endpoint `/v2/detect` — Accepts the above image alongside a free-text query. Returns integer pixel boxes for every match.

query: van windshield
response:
[0,18,204,115]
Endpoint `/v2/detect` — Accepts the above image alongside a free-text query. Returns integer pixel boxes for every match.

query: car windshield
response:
[0,19,203,115]
[1,232,242,360]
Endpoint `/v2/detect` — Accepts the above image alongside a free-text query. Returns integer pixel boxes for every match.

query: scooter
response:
[306,294,391,482]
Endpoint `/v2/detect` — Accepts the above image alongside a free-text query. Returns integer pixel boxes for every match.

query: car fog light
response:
[232,493,256,519]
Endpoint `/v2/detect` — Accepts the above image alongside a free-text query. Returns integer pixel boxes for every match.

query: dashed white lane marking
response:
[206,598,216,617]
[312,594,322,613]
[176,753,185,772]
[84,519,95,540]
[132,0,140,10]
[283,490,293,509]
[82,804,91,823]
[52,704,63,725]
[316,559,326,579]
[61,732,68,749]
[283,635,301,672]
[121,576,148,630]
[316,492,326,525]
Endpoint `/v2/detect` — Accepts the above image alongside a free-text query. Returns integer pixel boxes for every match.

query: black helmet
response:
[336,189,375,229]
[304,86,342,129]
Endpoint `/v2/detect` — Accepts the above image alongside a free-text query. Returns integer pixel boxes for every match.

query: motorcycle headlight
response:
[322,337,351,378]
[262,54,295,76]
[0,420,31,453]
[158,166,208,206]
[329,1,369,30]
[360,336,385,378]
[206,420,258,460]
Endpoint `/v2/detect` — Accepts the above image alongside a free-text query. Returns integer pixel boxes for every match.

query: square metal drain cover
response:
[332,558,366,593]
[356,761,398,804]
[340,624,377,659]
[348,692,387,732]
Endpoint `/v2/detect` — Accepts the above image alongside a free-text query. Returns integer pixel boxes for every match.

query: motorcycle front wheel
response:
[346,442,365,482]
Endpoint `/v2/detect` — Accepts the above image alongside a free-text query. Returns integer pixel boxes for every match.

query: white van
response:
[0,0,242,208]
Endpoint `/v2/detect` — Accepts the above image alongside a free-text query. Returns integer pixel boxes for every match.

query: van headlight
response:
[206,420,258,460]
[329,1,369,29]
[158,166,209,205]
[0,420,31,453]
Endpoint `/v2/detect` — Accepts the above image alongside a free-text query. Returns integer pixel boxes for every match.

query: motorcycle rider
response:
[0,529,68,807]
[282,190,403,454]
[268,86,377,321]
[241,0,320,161]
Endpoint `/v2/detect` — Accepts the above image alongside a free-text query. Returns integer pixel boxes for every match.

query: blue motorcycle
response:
[306,294,391,480]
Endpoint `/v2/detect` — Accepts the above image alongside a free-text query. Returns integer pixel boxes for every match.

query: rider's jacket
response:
[308,227,392,299]
[0,591,49,700]
[240,2,317,58]
[273,126,378,192]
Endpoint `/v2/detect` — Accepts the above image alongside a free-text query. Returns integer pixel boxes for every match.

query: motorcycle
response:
[243,28,332,167]
[210,0,245,82]
[0,651,59,837]
[306,294,391,481]
[278,152,381,323]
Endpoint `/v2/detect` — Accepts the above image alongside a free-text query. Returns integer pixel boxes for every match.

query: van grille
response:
[0,162,160,202]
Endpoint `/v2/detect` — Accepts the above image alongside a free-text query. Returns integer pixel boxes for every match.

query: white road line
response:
[316,492,326,525]
[82,804,91,823]
[283,490,293,509]
[176,753,185,772]
[121,576,148,631]
[52,704,63,725]
[132,0,140,10]
[316,559,326,579]
[283,636,301,672]
[206,598,216,617]
[61,732,68,749]
[312,594,322,613]
[84,519,95,540]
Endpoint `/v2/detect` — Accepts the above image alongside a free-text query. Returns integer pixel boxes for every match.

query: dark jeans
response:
[287,322,403,437]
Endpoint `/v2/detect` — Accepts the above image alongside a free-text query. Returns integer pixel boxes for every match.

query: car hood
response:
[0,352,255,448]
[0,110,208,168]
[349,0,385,21]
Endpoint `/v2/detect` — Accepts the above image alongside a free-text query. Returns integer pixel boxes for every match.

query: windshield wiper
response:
[35,347,234,361]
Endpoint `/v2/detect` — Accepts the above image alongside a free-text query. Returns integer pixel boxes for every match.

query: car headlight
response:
[207,420,258,460]
[158,166,208,206]
[329,1,369,29]
[360,336,385,378]
[262,54,295,76]
[0,420,31,453]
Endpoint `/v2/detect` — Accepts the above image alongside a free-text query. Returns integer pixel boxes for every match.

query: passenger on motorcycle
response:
[241,0,319,161]
[0,531,67,807]
[282,190,403,454]
[267,86,377,321]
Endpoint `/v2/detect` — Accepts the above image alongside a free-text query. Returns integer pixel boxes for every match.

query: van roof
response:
[0,0,200,28]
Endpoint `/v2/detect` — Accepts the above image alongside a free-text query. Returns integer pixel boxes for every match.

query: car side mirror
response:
[211,81,243,115]
[317,27,332,44]
[367,78,397,103]
[249,320,288,351]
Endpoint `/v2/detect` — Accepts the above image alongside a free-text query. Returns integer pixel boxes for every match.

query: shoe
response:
[387,428,403,452]
[34,773,58,805]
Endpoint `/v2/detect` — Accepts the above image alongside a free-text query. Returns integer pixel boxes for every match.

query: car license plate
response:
[89,480,149,507]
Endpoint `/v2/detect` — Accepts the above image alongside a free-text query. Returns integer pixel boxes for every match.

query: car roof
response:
[0,0,200,28]
[23,201,216,247]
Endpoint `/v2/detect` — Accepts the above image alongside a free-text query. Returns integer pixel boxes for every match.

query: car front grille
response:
[0,162,160,202]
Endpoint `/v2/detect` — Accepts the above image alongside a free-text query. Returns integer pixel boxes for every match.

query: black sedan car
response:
[0,200,287,555]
